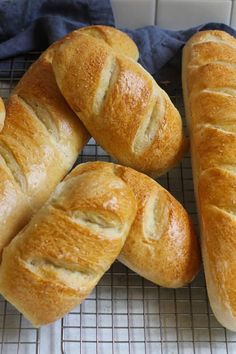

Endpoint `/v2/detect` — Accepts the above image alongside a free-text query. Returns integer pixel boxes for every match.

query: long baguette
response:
[182,30,236,330]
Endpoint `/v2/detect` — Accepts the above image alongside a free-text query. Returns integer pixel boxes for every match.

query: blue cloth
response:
[0,0,235,84]
[0,0,114,59]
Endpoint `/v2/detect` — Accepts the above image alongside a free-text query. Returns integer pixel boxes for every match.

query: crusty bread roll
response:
[0,98,5,131]
[74,162,200,288]
[52,31,186,177]
[0,164,137,326]
[0,161,200,326]
[182,30,236,330]
[0,25,138,254]
[118,168,200,288]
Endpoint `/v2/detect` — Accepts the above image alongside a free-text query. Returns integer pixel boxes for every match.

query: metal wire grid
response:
[0,53,40,354]
[0,53,236,354]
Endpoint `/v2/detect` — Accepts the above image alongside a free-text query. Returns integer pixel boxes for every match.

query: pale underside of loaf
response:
[0,97,5,132]
[52,32,186,177]
[182,30,236,331]
[0,164,137,326]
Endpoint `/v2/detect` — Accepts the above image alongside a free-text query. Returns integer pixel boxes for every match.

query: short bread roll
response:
[0,164,137,326]
[0,161,200,326]
[70,162,201,288]
[117,166,200,288]
[52,31,186,177]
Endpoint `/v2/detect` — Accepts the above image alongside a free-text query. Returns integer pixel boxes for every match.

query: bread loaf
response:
[52,31,186,177]
[0,161,200,326]
[75,162,200,288]
[0,98,5,131]
[118,168,200,288]
[0,163,137,326]
[0,47,88,254]
[182,30,236,330]
[0,26,137,254]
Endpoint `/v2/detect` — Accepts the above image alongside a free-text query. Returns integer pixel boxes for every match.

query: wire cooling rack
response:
[0,53,236,354]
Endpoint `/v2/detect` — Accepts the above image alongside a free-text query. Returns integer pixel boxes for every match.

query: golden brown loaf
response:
[0,25,137,254]
[75,162,200,288]
[0,97,5,131]
[0,161,200,326]
[117,167,200,287]
[182,30,236,330]
[0,163,137,326]
[52,31,186,177]
[0,46,88,254]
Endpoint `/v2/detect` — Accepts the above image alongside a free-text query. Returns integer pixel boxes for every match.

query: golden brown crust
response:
[0,43,89,254]
[78,25,139,61]
[14,48,89,163]
[0,25,137,254]
[69,161,200,288]
[0,163,137,326]
[0,155,31,252]
[52,30,186,177]
[0,161,200,325]
[117,166,200,288]
[182,30,236,330]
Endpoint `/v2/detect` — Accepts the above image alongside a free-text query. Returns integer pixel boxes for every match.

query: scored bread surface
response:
[0,25,138,254]
[182,30,236,331]
[0,161,200,326]
[52,31,186,177]
[0,163,137,326]
[0,45,89,254]
[74,162,200,289]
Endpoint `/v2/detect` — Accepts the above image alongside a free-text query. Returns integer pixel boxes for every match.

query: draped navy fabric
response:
[0,0,235,83]
[0,0,114,59]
